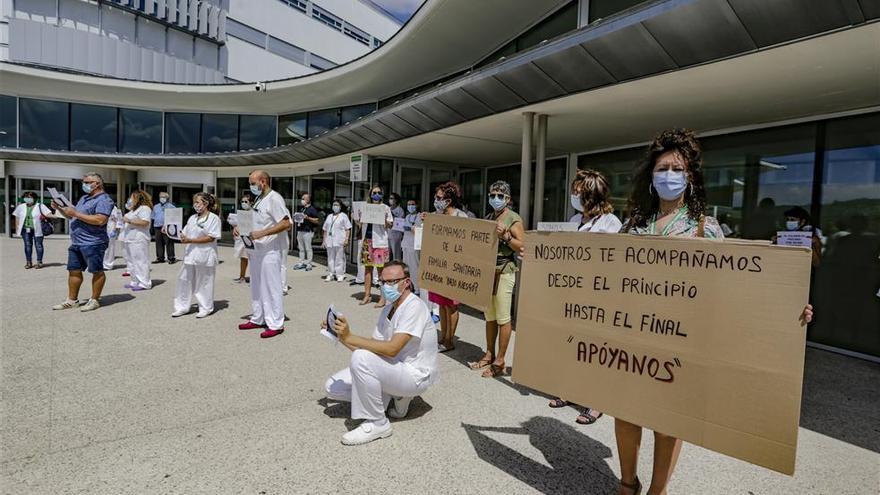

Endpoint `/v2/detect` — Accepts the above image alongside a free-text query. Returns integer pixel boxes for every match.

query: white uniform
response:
[103,206,123,270]
[281,206,292,292]
[228,212,249,259]
[569,212,623,233]
[174,212,221,315]
[388,204,405,261]
[248,190,289,329]
[323,212,352,278]
[123,205,152,289]
[325,293,438,421]
[401,212,423,292]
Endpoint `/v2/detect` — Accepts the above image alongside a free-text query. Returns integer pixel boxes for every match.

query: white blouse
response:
[182,212,221,266]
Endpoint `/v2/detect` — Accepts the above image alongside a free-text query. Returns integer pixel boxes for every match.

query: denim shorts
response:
[67,243,108,273]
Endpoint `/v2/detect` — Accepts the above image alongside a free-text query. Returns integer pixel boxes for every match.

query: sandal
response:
[481,363,505,378]
[548,398,568,408]
[619,477,641,495]
[359,299,371,306]
[468,354,494,370]
[575,408,603,425]
[25,263,33,269]
[438,343,455,353]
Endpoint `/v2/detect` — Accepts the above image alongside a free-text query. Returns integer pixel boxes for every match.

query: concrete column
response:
[533,114,548,226]
[519,112,534,228]
[116,168,127,205]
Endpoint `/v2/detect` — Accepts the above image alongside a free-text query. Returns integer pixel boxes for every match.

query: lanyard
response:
[196,213,210,228]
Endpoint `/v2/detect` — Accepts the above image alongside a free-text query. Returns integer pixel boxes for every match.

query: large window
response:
[477,1,578,68]
[70,103,118,152]
[588,0,646,22]
[278,112,307,145]
[0,95,16,147]
[341,103,376,124]
[19,98,69,150]
[164,112,201,153]
[119,108,162,153]
[239,115,276,150]
[201,113,239,152]
[307,108,341,138]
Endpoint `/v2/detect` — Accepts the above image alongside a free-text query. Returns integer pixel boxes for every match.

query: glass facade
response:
[278,112,307,145]
[165,112,202,153]
[201,114,239,153]
[0,95,16,147]
[119,108,162,153]
[19,98,69,150]
[70,103,118,152]
[477,1,578,68]
[588,0,646,22]
[341,103,376,124]
[308,108,341,138]
[578,112,880,357]
[239,115,277,150]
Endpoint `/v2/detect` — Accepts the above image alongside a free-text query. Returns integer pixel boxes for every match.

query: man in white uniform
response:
[324,261,438,445]
[235,170,292,338]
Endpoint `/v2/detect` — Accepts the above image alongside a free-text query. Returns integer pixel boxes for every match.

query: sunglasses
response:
[488,193,508,200]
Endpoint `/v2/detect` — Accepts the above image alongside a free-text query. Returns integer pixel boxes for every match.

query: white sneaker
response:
[324,275,334,282]
[171,309,189,317]
[336,275,346,282]
[388,396,413,419]
[52,299,80,310]
[195,310,211,318]
[341,420,392,446]
[79,299,100,312]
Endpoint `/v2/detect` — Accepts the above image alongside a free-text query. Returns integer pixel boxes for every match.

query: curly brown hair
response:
[434,181,462,209]
[572,169,614,219]
[626,128,708,227]
[130,189,153,210]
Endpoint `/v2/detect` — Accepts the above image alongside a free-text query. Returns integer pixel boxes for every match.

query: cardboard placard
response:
[776,231,812,247]
[512,232,811,475]
[537,222,579,232]
[361,203,387,225]
[413,226,423,250]
[418,214,498,311]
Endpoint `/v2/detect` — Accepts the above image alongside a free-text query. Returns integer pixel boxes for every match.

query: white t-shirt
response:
[123,205,152,243]
[569,212,622,233]
[323,212,352,248]
[401,212,423,249]
[359,203,394,248]
[182,212,221,266]
[252,190,290,252]
[373,293,438,386]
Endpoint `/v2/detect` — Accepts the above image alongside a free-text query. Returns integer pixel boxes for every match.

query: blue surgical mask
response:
[371,193,383,202]
[381,281,403,303]
[24,197,34,205]
[407,205,417,214]
[125,199,133,210]
[785,220,800,231]
[652,171,688,201]
[434,199,449,212]
[489,196,507,211]
[82,182,93,194]
[570,194,584,212]
[250,184,262,196]
[240,202,251,210]
[332,204,341,214]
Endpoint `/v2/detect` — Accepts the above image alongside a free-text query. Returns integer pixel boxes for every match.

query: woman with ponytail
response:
[172,192,221,318]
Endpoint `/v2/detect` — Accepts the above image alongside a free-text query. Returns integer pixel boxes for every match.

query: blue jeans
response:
[22,230,44,264]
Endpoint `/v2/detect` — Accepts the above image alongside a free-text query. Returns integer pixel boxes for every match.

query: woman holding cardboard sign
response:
[615,129,813,495]
[356,185,394,307]
[468,180,524,378]
[423,181,469,352]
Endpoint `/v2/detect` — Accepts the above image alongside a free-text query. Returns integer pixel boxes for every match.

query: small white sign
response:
[361,203,387,225]
[321,304,342,342]
[413,226,423,250]
[392,217,406,232]
[164,208,184,240]
[293,212,305,225]
[350,154,366,182]
[537,222,579,232]
[237,209,254,235]
[227,212,239,226]
[47,187,73,209]
[776,231,812,248]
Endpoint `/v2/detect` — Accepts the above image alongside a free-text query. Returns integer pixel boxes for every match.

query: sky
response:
[371,0,425,23]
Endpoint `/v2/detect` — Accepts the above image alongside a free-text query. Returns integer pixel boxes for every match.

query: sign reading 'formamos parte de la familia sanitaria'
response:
[512,231,812,475]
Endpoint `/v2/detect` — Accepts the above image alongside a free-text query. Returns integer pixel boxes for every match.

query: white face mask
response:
[570,194,584,212]
[249,184,262,196]
[301,199,308,206]
[159,197,168,204]
[240,202,251,210]
[785,220,800,231]
[194,203,206,214]
[24,197,35,205]
[332,205,341,214]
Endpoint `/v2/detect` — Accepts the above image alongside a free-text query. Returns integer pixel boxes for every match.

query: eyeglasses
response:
[488,193,508,200]
[433,195,445,201]
[379,276,407,285]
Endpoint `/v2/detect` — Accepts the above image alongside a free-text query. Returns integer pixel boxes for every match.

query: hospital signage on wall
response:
[350,154,367,182]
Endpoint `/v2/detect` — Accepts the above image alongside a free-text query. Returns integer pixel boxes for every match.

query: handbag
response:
[39,205,54,237]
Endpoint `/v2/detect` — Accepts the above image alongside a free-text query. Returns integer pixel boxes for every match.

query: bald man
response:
[235,170,292,338]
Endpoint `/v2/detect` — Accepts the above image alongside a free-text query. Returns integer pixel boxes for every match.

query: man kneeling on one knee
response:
[324,260,438,446]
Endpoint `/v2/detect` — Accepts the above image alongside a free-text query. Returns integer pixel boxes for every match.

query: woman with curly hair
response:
[122,190,154,291]
[615,129,813,495]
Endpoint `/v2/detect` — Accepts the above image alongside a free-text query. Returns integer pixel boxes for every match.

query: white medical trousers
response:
[103,239,118,271]
[174,263,215,314]
[296,231,314,266]
[124,240,151,288]
[249,247,285,329]
[325,350,429,421]
[326,245,346,277]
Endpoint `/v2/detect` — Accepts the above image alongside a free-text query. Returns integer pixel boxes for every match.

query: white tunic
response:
[251,190,290,252]
[569,212,622,234]
[182,212,221,266]
[322,212,352,248]
[123,206,152,243]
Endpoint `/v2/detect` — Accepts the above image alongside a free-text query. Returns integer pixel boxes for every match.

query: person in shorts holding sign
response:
[356,185,393,308]
[323,261,438,445]
[615,129,813,495]
[13,191,55,269]
[172,193,221,318]
[468,181,523,378]
[425,181,469,352]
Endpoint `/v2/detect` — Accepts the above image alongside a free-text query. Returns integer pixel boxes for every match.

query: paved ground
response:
[1,236,878,494]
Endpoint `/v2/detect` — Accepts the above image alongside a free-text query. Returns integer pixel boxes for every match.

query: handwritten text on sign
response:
[418,215,498,311]
[511,232,811,475]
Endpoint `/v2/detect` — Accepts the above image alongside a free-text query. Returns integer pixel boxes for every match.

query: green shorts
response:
[484,271,516,325]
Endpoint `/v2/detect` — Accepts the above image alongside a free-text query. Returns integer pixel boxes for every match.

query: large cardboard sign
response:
[512,232,811,475]
[418,214,499,311]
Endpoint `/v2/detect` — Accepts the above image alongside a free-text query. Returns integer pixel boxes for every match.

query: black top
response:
[296,205,320,233]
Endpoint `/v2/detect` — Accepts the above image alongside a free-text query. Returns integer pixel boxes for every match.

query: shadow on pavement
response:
[463,416,617,494]
[151,279,166,287]
[36,262,65,268]
[99,293,135,307]
[799,348,880,453]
